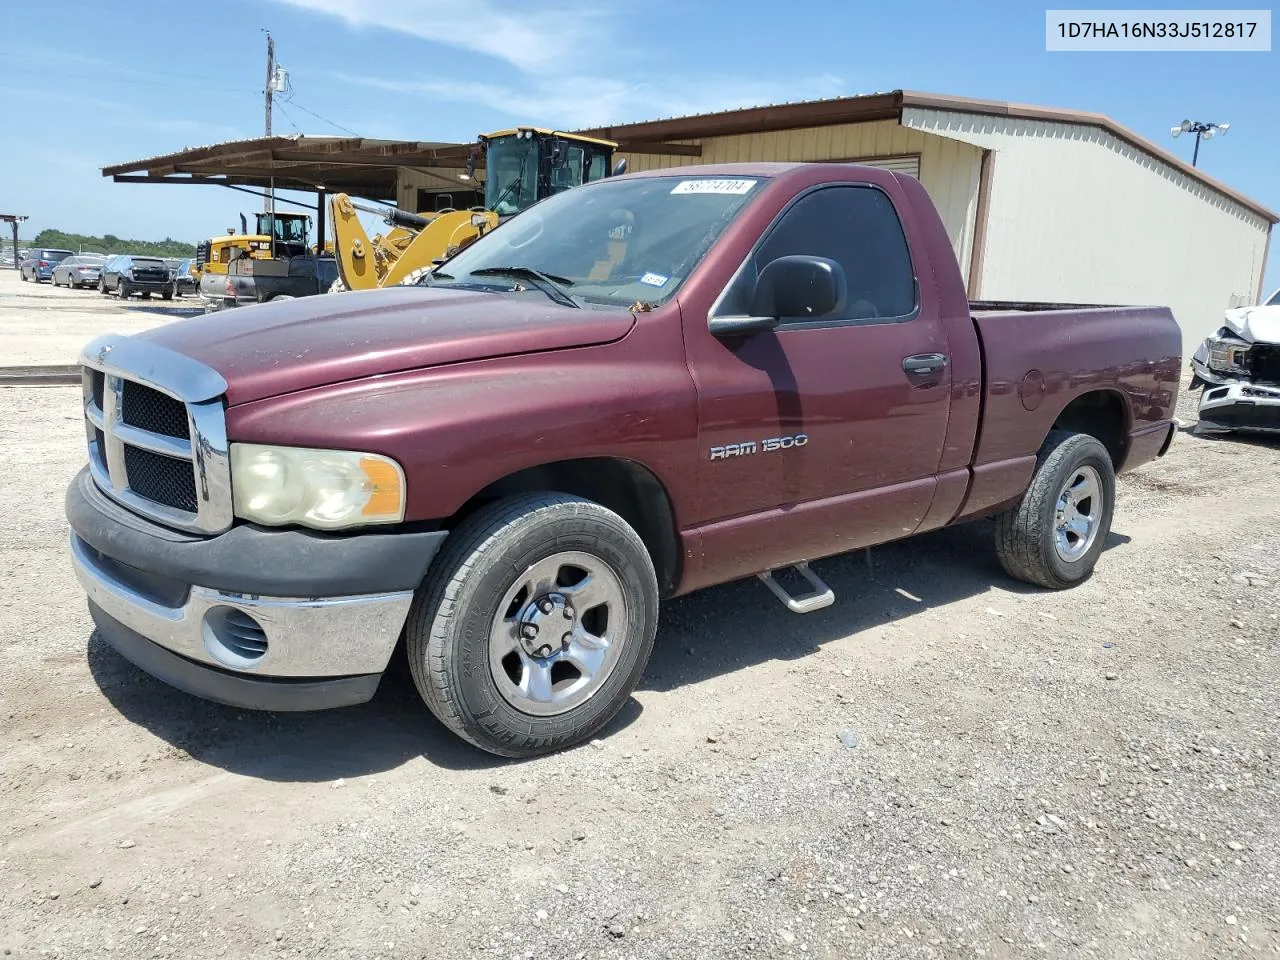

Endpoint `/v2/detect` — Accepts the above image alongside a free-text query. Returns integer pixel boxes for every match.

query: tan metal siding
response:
[616,121,983,276]
[905,107,1271,352]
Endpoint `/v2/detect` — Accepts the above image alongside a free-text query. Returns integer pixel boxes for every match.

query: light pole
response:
[1170,119,1229,167]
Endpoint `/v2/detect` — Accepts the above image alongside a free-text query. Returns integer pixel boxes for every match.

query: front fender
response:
[223,318,699,528]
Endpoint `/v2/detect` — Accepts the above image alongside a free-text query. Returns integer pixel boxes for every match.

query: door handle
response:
[902,353,949,380]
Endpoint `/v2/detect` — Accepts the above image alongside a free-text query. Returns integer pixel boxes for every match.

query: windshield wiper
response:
[469,266,582,308]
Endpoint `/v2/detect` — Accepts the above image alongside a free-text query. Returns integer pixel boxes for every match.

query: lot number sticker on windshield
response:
[640,272,669,287]
[670,179,757,195]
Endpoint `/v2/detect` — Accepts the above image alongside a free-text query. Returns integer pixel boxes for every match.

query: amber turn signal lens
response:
[360,457,405,517]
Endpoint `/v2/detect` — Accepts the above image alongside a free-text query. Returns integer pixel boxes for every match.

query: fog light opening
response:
[202,606,269,668]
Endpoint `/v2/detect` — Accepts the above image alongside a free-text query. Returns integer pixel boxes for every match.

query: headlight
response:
[230,443,405,529]
[1205,329,1251,376]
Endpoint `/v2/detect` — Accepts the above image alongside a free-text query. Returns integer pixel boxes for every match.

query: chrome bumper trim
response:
[70,533,412,678]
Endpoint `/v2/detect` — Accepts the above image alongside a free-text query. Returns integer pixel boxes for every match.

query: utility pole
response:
[264,31,274,140]
[263,30,275,253]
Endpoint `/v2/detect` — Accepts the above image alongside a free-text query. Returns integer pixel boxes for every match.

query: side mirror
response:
[709,255,846,339]
[611,157,628,177]
[750,255,845,320]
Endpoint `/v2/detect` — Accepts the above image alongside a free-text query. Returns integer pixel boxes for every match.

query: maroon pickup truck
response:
[67,162,1182,757]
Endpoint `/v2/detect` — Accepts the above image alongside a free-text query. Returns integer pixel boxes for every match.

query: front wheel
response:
[995,431,1115,589]
[406,493,659,758]
[117,281,129,300]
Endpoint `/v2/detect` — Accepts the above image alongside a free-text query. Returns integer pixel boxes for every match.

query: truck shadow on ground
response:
[118,302,204,319]
[86,519,1130,780]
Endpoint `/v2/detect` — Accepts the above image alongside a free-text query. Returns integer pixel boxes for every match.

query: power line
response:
[279,98,362,138]
[272,99,304,135]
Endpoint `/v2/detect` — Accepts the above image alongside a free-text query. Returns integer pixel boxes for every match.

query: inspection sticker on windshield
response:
[670,179,757,195]
[640,272,669,287]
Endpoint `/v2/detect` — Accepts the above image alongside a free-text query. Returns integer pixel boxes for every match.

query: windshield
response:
[256,214,308,245]
[433,175,764,307]
[485,136,539,216]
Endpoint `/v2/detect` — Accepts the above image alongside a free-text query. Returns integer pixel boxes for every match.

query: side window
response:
[721,185,917,324]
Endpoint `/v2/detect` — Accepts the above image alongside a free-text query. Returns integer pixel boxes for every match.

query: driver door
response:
[683,183,954,573]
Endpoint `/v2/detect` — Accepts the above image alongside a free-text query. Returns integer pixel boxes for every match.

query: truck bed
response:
[966,303,1182,510]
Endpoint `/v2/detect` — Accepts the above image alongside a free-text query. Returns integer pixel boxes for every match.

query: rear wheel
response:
[406,493,659,758]
[161,288,172,301]
[995,431,1115,589]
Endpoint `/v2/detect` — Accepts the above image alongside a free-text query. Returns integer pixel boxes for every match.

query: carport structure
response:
[101,132,701,249]
[101,135,479,249]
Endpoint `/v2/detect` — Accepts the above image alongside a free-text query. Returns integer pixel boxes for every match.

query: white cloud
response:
[273,0,605,73]
[281,0,845,130]
[333,72,847,130]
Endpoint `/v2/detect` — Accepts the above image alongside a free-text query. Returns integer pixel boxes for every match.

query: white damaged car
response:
[1191,287,1280,434]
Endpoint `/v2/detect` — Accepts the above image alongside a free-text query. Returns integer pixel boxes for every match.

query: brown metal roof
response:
[101,133,700,200]
[101,135,476,201]
[582,90,1277,223]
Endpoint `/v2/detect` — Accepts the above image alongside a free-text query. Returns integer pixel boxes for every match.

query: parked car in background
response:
[171,258,198,297]
[1191,285,1280,434]
[52,255,108,289]
[99,255,173,300]
[20,248,74,282]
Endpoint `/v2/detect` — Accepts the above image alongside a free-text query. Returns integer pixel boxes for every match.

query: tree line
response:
[31,229,196,258]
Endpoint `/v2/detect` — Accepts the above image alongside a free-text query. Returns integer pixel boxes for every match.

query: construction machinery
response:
[193,211,312,281]
[330,127,622,292]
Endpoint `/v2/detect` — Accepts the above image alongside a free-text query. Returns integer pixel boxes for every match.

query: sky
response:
[1,0,1277,294]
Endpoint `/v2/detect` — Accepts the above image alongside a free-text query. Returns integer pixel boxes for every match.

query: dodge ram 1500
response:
[67,162,1182,757]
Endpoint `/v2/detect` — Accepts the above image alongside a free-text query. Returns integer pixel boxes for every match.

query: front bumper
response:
[1197,379,1280,434]
[66,466,447,710]
[123,279,172,293]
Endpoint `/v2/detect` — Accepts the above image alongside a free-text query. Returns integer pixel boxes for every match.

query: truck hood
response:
[138,286,636,405]
[1222,304,1280,344]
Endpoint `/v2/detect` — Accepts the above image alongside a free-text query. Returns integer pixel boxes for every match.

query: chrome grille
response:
[80,334,232,535]
[123,445,199,512]
[121,381,189,439]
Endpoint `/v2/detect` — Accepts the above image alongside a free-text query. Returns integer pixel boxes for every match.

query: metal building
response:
[578,92,1275,353]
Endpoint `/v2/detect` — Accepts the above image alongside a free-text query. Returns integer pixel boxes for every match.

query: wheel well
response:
[1051,390,1127,466]
[450,458,681,596]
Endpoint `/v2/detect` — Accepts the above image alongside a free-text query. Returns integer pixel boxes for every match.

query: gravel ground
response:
[0,270,199,366]
[1,380,1278,960]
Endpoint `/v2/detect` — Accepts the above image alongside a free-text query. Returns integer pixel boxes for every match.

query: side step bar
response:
[757,562,835,614]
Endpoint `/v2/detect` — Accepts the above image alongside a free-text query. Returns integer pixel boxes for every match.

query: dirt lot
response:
[1,346,1278,956]
[0,270,199,366]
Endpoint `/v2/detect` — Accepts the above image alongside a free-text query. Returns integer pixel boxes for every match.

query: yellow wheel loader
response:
[194,211,312,282]
[330,128,622,292]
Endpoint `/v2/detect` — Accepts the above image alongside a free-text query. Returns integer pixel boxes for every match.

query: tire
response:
[161,288,172,301]
[995,430,1116,590]
[269,294,295,301]
[117,281,129,300]
[405,493,659,758]
[20,270,28,281]
[98,279,106,294]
